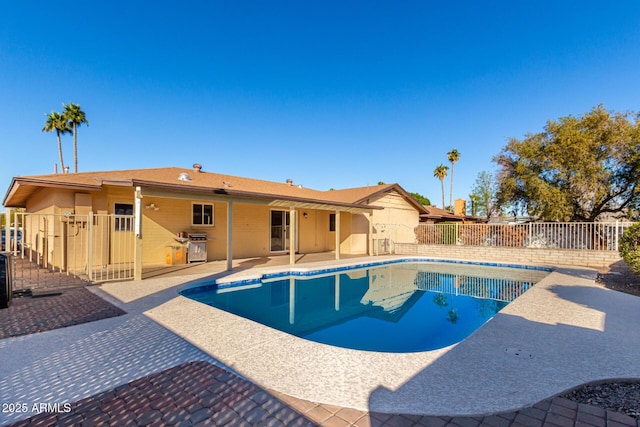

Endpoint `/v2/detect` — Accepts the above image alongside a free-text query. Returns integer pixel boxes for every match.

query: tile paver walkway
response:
[4,360,639,427]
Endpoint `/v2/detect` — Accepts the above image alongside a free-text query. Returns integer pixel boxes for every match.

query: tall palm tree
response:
[433,164,449,209]
[63,102,89,173]
[447,148,461,212]
[42,111,71,173]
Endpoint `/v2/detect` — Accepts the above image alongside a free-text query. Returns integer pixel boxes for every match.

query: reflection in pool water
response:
[182,261,549,353]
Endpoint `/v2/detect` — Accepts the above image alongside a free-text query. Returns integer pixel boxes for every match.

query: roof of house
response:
[3,166,427,214]
[421,205,466,221]
[420,205,487,223]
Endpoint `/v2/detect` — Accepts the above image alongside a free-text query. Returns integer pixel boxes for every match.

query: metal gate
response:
[8,212,135,291]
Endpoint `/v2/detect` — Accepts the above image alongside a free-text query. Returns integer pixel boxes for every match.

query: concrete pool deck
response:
[113,256,640,415]
[1,254,639,425]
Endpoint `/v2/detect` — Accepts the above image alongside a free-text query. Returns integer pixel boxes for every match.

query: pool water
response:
[182,261,550,353]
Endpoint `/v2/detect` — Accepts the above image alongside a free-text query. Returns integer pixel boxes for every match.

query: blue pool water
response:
[182,260,550,353]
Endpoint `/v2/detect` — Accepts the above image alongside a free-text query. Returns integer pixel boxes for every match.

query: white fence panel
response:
[407,221,633,252]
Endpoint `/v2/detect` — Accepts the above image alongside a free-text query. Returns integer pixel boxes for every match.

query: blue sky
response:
[2,1,639,209]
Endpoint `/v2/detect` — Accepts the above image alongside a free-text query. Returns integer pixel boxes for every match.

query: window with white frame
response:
[114,203,133,231]
[192,203,214,226]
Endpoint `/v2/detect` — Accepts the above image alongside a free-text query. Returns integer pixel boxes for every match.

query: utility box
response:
[0,253,12,309]
[165,245,186,265]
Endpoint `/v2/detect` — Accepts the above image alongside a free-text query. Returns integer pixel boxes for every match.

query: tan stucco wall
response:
[369,192,420,245]
[298,209,330,253]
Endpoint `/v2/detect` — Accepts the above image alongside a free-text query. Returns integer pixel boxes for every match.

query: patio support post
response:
[289,208,296,265]
[134,186,143,281]
[226,201,233,271]
[335,210,341,260]
[368,212,373,256]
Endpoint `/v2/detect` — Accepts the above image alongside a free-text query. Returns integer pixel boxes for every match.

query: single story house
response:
[2,165,427,280]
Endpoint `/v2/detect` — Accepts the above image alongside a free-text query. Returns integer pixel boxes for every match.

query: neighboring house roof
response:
[420,205,488,223]
[421,205,465,221]
[2,167,424,214]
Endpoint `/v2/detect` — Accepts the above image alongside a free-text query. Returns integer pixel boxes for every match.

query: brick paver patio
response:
[0,287,125,339]
[5,360,639,427]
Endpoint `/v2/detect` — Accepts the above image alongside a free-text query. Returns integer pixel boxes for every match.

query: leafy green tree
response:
[42,111,71,172]
[619,223,640,275]
[470,171,500,219]
[447,148,461,212]
[410,192,431,206]
[63,102,89,173]
[494,105,640,221]
[433,164,449,209]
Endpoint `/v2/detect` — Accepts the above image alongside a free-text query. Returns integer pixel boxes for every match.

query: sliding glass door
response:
[270,210,290,252]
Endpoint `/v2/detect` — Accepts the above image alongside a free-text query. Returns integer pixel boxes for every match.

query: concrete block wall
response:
[394,243,621,269]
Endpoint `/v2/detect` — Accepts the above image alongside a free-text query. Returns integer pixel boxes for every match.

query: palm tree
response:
[433,164,449,209]
[63,102,89,173]
[42,111,71,173]
[447,148,461,212]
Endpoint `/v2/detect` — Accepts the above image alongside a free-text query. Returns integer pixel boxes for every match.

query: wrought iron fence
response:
[7,212,135,290]
[412,221,634,251]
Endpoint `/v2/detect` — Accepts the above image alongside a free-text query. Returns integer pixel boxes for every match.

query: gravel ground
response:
[560,381,640,420]
[560,261,640,419]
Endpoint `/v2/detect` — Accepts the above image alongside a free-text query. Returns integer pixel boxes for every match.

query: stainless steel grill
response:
[187,233,208,263]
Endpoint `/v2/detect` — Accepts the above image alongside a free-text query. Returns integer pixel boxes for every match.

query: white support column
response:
[368,212,373,256]
[226,201,233,271]
[289,208,296,265]
[134,187,143,281]
[335,210,341,260]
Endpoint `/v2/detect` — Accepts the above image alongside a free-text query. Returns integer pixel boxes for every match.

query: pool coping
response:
[143,255,640,416]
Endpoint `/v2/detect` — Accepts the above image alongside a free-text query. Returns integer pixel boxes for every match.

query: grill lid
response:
[188,233,208,241]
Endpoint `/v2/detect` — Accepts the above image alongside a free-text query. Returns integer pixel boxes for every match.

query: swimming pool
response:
[182,260,550,352]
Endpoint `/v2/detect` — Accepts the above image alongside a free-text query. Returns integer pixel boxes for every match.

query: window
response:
[114,203,133,231]
[193,203,214,226]
[329,213,336,232]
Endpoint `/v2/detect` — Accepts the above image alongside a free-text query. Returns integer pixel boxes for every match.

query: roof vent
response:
[178,172,191,182]
[286,179,293,186]
[193,163,202,173]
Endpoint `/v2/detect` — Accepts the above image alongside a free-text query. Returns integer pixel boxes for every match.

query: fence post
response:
[87,212,93,281]
[615,220,619,252]
[3,209,10,251]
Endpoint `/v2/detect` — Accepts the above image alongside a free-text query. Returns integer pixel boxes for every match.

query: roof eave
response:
[353,183,428,213]
[131,179,384,212]
[3,177,103,208]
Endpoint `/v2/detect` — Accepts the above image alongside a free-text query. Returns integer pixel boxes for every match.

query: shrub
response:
[619,223,640,275]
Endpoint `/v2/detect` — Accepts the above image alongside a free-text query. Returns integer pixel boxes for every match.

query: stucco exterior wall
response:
[369,192,420,246]
[298,209,331,254]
